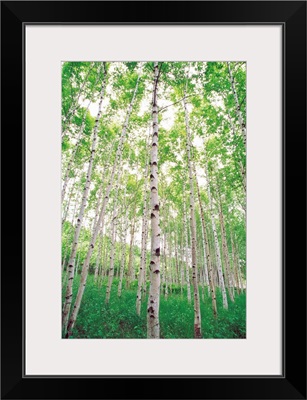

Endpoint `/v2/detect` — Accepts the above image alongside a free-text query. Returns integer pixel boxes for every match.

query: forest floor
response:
[62,275,246,339]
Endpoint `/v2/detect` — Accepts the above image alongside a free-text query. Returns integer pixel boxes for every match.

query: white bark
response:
[106,165,123,304]
[136,147,150,315]
[217,193,234,302]
[183,87,202,338]
[183,193,191,303]
[147,62,161,339]
[204,154,228,310]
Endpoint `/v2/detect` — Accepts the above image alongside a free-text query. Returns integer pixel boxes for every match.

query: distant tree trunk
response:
[230,232,241,294]
[204,155,228,310]
[147,62,161,339]
[174,231,180,285]
[62,63,107,334]
[179,231,185,296]
[193,164,211,300]
[106,163,123,303]
[183,84,201,338]
[62,175,76,226]
[105,204,119,304]
[127,207,137,288]
[217,188,234,302]
[118,211,128,297]
[94,229,103,282]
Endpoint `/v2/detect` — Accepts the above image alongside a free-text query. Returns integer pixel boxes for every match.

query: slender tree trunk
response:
[62,63,107,333]
[106,162,123,303]
[142,221,149,299]
[62,175,76,225]
[163,234,168,299]
[136,149,150,315]
[147,62,161,339]
[204,154,228,310]
[94,228,104,282]
[183,192,191,303]
[183,84,201,338]
[118,211,128,296]
[230,232,241,294]
[174,231,180,285]
[105,204,119,304]
[179,231,184,296]
[193,164,210,293]
[127,207,137,288]
[217,191,234,302]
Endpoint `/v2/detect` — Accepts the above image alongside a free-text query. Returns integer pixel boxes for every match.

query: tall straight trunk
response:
[179,231,184,295]
[106,162,123,303]
[105,203,119,303]
[174,231,180,285]
[183,192,191,303]
[62,175,76,225]
[230,232,241,294]
[136,149,150,315]
[183,85,201,338]
[99,235,109,286]
[65,74,139,337]
[118,212,128,297]
[142,221,149,299]
[227,62,246,149]
[127,207,137,288]
[162,234,168,299]
[62,185,83,272]
[217,191,234,302]
[147,62,161,339]
[234,237,244,292]
[204,155,228,310]
[62,63,107,333]
[168,228,173,291]
[94,229,104,282]
[193,164,210,292]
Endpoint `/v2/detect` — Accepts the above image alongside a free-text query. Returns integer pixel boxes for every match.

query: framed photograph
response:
[1,1,306,399]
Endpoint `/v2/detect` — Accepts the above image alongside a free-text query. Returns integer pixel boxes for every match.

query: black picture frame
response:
[1,1,306,399]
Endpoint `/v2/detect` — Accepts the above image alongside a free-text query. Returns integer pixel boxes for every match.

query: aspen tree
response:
[183,77,202,338]
[147,62,161,339]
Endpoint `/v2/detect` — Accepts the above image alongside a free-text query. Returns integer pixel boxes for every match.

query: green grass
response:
[62,274,246,339]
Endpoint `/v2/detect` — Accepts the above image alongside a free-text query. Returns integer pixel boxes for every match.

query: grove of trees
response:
[61,61,246,339]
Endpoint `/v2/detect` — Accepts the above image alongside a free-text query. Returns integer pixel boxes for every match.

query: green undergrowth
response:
[62,274,246,339]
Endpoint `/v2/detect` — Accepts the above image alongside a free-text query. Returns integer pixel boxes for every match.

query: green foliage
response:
[62,61,246,339]
[62,275,246,339]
